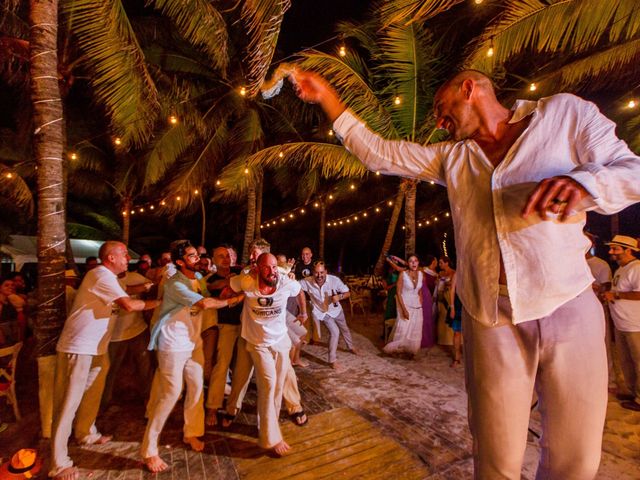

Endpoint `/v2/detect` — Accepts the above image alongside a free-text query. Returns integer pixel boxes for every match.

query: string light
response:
[114,137,122,146]
[363,212,367,217]
[130,210,135,215]
[394,96,401,105]
[338,45,346,57]
[375,171,380,175]
[627,99,637,109]
[160,200,166,206]
[430,181,435,185]
[176,196,181,201]
[150,205,155,210]
[328,130,334,136]
[375,207,380,213]
[474,0,484,4]
[139,208,144,213]
[216,180,221,186]
[350,184,355,190]
[169,115,178,125]
[278,151,284,158]
[194,189,199,195]
[289,213,294,218]
[314,202,319,208]
[387,201,393,206]
[529,83,537,92]
[281,218,285,222]
[300,208,305,214]
[122,211,127,216]
[329,194,334,200]
[239,86,247,96]
[5,172,13,179]
[70,152,77,160]
[244,167,249,174]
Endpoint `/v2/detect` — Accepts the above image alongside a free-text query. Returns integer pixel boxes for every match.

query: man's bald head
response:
[98,241,130,275]
[99,241,125,262]
[257,252,279,287]
[436,70,495,99]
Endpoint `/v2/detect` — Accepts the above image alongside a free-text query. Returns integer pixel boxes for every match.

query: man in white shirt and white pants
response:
[602,235,640,412]
[51,242,159,480]
[294,69,640,479]
[299,261,357,369]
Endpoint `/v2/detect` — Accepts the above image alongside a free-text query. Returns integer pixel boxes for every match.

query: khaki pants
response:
[318,310,354,363]
[141,348,204,458]
[201,326,219,381]
[206,324,240,410]
[616,329,640,402]
[101,329,153,410]
[463,289,607,480]
[227,337,302,416]
[245,335,291,449]
[50,353,110,476]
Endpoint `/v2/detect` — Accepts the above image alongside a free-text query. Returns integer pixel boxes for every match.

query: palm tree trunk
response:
[374,182,406,276]
[121,197,131,244]
[241,184,257,265]
[30,0,67,357]
[404,179,417,256]
[319,200,326,259]
[254,171,263,239]
[199,194,206,247]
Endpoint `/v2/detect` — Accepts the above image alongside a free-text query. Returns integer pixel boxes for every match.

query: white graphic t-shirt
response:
[230,272,301,347]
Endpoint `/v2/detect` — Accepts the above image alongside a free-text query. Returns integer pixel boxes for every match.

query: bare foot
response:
[349,347,359,355]
[450,359,461,367]
[205,408,217,427]
[94,434,113,445]
[292,358,309,367]
[53,466,79,480]
[271,440,291,456]
[330,362,342,370]
[144,455,168,473]
[183,436,205,452]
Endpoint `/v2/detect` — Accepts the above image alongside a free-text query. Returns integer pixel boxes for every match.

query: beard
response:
[262,273,278,287]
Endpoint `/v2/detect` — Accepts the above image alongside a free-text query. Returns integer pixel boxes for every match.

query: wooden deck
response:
[69,407,428,480]
[223,407,429,479]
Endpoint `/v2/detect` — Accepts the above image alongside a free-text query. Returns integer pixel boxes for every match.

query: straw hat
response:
[0,449,42,479]
[605,235,639,252]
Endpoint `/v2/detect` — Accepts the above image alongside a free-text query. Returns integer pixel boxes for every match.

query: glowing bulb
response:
[375,207,380,213]
[278,151,284,158]
[300,208,305,214]
[445,212,450,217]
[363,212,367,217]
[70,152,77,160]
[329,194,334,200]
[160,200,166,206]
[281,218,285,222]
[328,130,334,136]
[627,100,637,109]
[114,137,122,146]
[474,0,484,4]
[375,171,380,175]
[426,220,430,225]
[394,96,401,105]
[176,196,181,201]
[430,181,435,185]
[314,202,319,208]
[194,189,199,195]
[434,217,438,221]
[122,211,127,216]
[260,225,263,229]
[289,213,294,218]
[239,86,246,96]
[350,184,355,190]
[150,205,155,210]
[402,226,405,230]
[327,222,331,227]
[169,115,178,125]
[216,180,221,186]
[339,46,346,57]
[388,201,393,206]
[346,219,350,223]
[5,172,13,179]
[487,46,494,57]
[529,83,537,92]
[244,167,249,174]
[139,208,144,213]
[333,222,337,226]
[130,210,135,215]
[418,222,422,227]
[354,216,358,221]
[339,220,343,225]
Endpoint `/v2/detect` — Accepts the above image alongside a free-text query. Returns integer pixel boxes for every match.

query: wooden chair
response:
[0,341,23,421]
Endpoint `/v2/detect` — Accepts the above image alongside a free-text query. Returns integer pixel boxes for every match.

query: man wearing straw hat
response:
[602,235,640,412]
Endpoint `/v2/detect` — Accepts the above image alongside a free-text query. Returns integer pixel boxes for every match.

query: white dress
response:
[384,270,423,355]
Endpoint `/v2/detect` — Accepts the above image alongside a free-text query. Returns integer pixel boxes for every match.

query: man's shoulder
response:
[537,93,591,115]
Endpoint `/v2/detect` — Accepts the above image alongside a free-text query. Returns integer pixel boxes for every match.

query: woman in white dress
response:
[383,255,423,357]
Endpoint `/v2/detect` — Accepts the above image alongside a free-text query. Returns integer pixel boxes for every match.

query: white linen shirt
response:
[333,94,640,325]
[609,260,640,332]
[299,274,349,320]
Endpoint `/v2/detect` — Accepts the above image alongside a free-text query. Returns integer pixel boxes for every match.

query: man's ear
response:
[175,258,184,269]
[461,79,474,100]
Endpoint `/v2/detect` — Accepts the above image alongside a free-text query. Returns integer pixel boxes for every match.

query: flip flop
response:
[290,410,308,426]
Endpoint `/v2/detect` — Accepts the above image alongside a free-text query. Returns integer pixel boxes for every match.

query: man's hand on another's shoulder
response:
[522,176,590,222]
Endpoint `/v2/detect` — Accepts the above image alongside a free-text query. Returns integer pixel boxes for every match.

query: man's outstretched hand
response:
[522,176,590,222]
[291,70,346,122]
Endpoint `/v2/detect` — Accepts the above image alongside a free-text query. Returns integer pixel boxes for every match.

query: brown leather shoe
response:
[621,400,640,412]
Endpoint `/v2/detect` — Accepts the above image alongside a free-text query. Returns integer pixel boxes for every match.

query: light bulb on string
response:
[289,213,294,218]
[333,222,337,226]
[5,172,13,179]
[350,184,355,190]
[402,225,405,230]
[160,200,166,206]
[418,222,422,227]
[430,181,435,185]
[329,194,334,200]
[474,0,484,4]
[176,196,181,201]
[216,180,221,186]
[375,207,380,213]
[375,171,380,176]
[338,45,346,57]
[122,211,127,216]
[70,152,77,160]
[529,83,537,92]
[328,130,334,137]
[150,205,155,210]
[281,218,285,222]
[339,220,343,225]
[445,212,450,217]
[394,96,401,106]
[114,137,122,146]
[354,216,358,221]
[627,100,637,109]
[426,220,430,225]
[239,86,247,96]
[346,219,350,223]
[300,208,305,214]
[130,210,135,215]
[388,201,393,206]
[363,212,367,217]
[278,151,284,158]
[487,39,494,58]
[434,217,438,221]
[139,208,144,213]
[327,222,331,227]
[169,115,178,125]
[244,166,249,174]
[314,202,319,208]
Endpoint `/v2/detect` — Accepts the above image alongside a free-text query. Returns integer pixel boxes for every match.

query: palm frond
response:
[297,50,397,137]
[144,123,194,183]
[216,143,368,200]
[241,0,291,97]
[376,22,440,140]
[0,164,34,215]
[63,0,160,147]
[149,0,229,74]
[466,0,640,73]
[533,38,640,94]
[378,0,464,26]
[66,222,110,240]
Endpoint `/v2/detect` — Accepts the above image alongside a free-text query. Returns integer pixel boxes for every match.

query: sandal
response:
[290,410,308,427]
[219,409,237,428]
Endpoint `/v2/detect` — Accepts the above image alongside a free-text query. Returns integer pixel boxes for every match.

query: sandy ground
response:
[297,312,640,478]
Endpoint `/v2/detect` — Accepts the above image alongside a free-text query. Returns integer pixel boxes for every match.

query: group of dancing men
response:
[48,66,640,480]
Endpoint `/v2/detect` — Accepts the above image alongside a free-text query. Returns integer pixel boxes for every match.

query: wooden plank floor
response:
[223,407,429,479]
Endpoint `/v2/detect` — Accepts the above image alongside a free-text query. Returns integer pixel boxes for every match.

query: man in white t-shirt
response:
[299,261,357,369]
[142,241,240,473]
[228,253,302,456]
[51,241,160,480]
[100,270,154,411]
[602,235,640,412]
